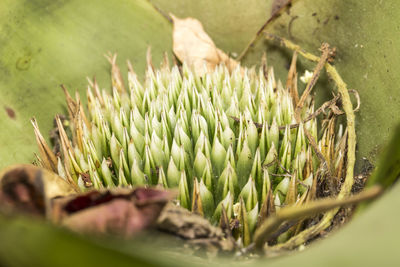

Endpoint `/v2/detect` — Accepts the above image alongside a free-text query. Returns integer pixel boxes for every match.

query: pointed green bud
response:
[111,110,123,143]
[263,142,277,173]
[157,167,168,188]
[194,150,207,178]
[121,127,130,152]
[219,110,231,131]
[167,106,177,132]
[167,158,180,188]
[170,140,181,168]
[239,176,258,211]
[150,131,165,168]
[161,114,172,145]
[199,179,214,218]
[299,173,313,195]
[211,137,227,176]
[151,115,162,138]
[201,159,213,193]
[280,126,290,156]
[246,121,259,155]
[237,139,253,188]
[224,145,236,169]
[110,133,121,169]
[128,140,141,169]
[101,158,115,187]
[274,177,290,204]
[261,169,271,204]
[274,192,281,210]
[247,202,259,235]
[162,135,170,161]
[237,197,251,247]
[112,87,121,109]
[68,149,83,174]
[118,164,129,187]
[131,158,147,185]
[143,146,156,184]
[131,106,145,135]
[178,171,190,209]
[119,149,130,179]
[144,113,152,137]
[295,150,307,180]
[285,174,298,205]
[250,149,263,189]
[294,123,306,158]
[259,122,269,161]
[194,131,211,159]
[280,142,291,172]
[269,118,279,151]
[120,107,129,128]
[221,125,235,150]
[212,191,233,223]
[217,162,238,202]
[91,125,103,160]
[176,124,193,159]
[226,94,239,118]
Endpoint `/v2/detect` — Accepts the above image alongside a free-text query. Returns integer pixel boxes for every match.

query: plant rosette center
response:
[33,54,347,247]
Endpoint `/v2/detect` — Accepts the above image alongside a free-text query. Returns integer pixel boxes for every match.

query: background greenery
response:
[0,0,399,266]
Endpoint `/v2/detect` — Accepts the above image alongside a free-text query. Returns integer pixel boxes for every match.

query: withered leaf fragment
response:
[171,14,239,76]
[0,164,77,216]
[157,203,235,253]
[51,187,174,237]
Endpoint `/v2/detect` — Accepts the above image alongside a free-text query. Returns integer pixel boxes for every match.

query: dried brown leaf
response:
[0,164,77,216]
[171,14,239,76]
[51,187,173,237]
[157,203,235,253]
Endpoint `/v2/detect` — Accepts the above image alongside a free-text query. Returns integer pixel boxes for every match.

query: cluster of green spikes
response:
[33,54,347,245]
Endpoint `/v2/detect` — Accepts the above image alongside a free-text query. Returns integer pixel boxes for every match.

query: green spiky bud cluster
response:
[34,56,347,245]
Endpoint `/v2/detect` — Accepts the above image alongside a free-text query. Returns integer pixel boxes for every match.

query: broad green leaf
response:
[0,0,172,169]
[0,215,174,267]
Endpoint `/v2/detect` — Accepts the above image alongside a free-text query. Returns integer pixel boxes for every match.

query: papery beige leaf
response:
[171,14,239,76]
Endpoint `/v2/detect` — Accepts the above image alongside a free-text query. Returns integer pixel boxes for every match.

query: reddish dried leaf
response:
[63,199,148,236]
[52,187,174,237]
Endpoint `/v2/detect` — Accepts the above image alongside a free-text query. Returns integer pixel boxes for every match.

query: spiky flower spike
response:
[33,54,347,245]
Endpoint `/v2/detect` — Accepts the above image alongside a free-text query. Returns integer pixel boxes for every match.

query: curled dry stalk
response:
[253,33,359,252]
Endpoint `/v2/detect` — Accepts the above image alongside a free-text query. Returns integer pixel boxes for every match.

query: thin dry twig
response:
[294,43,334,119]
[237,0,295,61]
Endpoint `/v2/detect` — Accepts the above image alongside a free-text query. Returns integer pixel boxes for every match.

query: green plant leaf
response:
[0,215,172,267]
[0,0,172,169]
[366,124,400,189]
